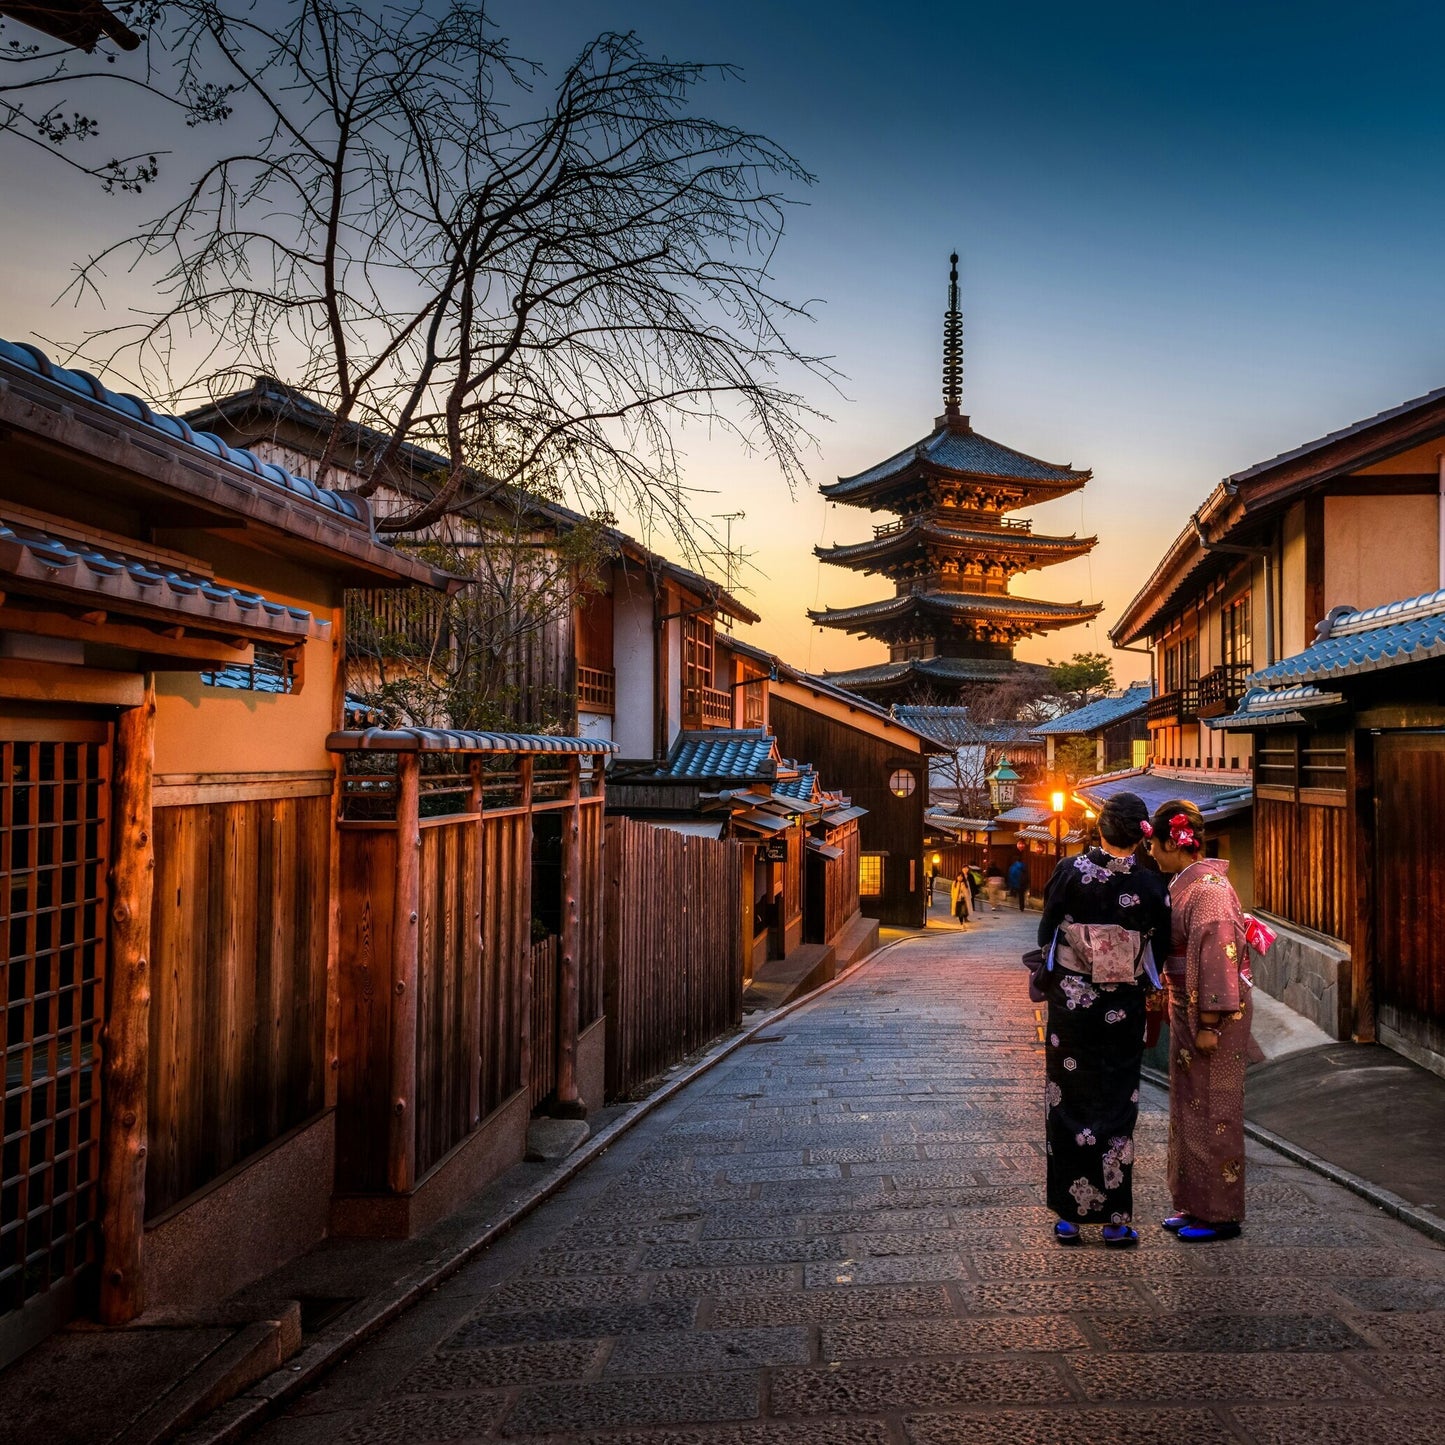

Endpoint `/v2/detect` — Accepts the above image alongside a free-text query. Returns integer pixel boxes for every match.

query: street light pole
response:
[1050,789,1066,865]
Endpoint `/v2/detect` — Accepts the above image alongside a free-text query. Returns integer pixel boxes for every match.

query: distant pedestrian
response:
[951,871,971,925]
[966,866,981,911]
[1037,792,1169,1248]
[1006,856,1028,911]
[1149,799,1260,1244]
[985,860,1006,910]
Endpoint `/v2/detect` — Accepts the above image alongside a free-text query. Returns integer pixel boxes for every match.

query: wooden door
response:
[1374,732,1445,1057]
[1,717,111,1367]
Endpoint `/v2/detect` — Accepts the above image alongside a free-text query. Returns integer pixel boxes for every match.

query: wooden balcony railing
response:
[577,664,616,715]
[1197,663,1251,719]
[683,685,732,729]
[1146,682,1199,727]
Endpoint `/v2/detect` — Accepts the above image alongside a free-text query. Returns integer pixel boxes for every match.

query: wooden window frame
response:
[858,852,884,897]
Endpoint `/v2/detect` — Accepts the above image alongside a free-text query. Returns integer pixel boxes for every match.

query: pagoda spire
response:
[941,252,967,429]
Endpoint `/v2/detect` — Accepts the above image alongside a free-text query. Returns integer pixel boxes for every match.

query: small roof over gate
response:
[327,727,617,754]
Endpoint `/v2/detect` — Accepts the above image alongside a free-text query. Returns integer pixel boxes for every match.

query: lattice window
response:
[1255,732,1298,795]
[1222,594,1252,668]
[858,853,883,897]
[683,614,715,695]
[1301,731,1348,796]
[201,644,296,694]
[1,729,109,1323]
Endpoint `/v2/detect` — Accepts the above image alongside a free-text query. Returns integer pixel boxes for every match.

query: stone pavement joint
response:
[227,909,1445,1444]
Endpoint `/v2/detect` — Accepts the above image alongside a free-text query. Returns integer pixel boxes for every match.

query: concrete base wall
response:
[330,1088,529,1240]
[1252,911,1350,1040]
[144,1111,335,1314]
[1379,1014,1445,1084]
[578,1017,606,1115]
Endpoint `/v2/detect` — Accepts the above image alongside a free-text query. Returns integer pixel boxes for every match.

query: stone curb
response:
[1140,1064,1445,1247]
[178,930,920,1445]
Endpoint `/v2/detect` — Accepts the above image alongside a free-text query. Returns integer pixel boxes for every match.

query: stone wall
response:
[1252,911,1350,1040]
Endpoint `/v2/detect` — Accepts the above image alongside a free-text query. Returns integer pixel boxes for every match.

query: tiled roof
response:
[327,728,617,754]
[1017,824,1086,844]
[1245,586,1445,689]
[0,516,325,639]
[821,655,1050,689]
[0,340,366,522]
[893,705,1039,748]
[1030,683,1153,736]
[1203,683,1346,732]
[661,729,781,782]
[819,519,1094,567]
[927,811,997,832]
[773,767,819,802]
[824,425,1089,500]
[1074,766,1253,823]
[810,591,1102,630]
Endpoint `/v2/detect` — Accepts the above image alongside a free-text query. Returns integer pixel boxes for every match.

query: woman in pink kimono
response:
[1147,800,1255,1242]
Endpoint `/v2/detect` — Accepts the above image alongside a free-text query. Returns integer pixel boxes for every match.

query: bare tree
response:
[33,1,825,553]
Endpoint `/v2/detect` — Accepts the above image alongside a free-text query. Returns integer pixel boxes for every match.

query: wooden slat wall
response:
[147,796,329,1218]
[577,799,605,1028]
[479,811,529,1121]
[529,935,559,1110]
[1255,795,1353,943]
[603,816,744,1100]
[817,821,862,946]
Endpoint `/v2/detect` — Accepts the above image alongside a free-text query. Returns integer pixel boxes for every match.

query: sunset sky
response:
[5,1,1445,684]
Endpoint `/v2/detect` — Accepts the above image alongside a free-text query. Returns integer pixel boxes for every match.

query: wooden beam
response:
[0,658,143,707]
[555,756,585,1116]
[0,603,253,666]
[326,604,345,1112]
[516,756,535,1107]
[98,681,155,1324]
[388,753,421,1194]
[1304,496,1325,637]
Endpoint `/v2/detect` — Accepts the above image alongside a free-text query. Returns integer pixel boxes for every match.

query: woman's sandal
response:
[1102,1224,1139,1248]
[1176,1220,1242,1243]
[1161,1212,1197,1233]
[1053,1220,1082,1246]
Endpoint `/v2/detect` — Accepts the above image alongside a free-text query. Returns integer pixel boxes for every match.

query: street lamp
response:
[1050,790,1066,863]
[987,756,1019,813]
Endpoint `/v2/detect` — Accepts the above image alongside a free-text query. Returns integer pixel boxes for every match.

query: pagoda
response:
[810,255,1102,704]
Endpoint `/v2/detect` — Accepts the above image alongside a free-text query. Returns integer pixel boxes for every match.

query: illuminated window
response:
[1132,739,1148,768]
[888,769,916,798]
[859,853,883,896]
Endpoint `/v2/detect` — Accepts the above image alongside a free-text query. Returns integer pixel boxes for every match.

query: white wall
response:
[666,599,683,748]
[577,711,613,742]
[612,573,655,759]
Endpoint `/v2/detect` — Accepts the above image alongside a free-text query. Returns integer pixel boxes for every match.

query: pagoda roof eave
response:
[817,521,1097,570]
[808,590,1104,634]
[821,655,1051,691]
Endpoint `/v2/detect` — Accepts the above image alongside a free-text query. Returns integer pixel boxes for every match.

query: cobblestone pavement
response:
[251,911,1445,1445]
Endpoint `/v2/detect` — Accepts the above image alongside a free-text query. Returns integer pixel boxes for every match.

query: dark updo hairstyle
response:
[1151,798,1206,853]
[1097,791,1149,848]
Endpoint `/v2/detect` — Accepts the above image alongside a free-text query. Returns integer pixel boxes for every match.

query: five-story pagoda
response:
[811,255,1102,704]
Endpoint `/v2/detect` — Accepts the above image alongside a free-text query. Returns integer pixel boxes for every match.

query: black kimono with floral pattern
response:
[1037,848,1172,1224]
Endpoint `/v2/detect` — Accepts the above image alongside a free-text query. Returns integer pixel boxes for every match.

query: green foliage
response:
[1047,652,1115,709]
[1054,736,1100,784]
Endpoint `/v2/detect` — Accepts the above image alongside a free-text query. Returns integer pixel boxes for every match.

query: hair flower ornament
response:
[1168,812,1197,849]
[1138,819,1154,838]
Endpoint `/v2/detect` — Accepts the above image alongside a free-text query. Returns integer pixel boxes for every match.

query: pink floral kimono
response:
[1165,858,1259,1224]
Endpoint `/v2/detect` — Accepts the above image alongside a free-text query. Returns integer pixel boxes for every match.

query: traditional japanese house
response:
[0,340,445,1362]
[891,704,1045,814]
[1110,381,1445,932]
[713,635,944,929]
[1029,683,1152,778]
[1209,586,1445,1067]
[809,255,1101,704]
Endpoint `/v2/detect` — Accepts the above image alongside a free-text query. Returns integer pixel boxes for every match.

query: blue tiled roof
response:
[661,729,780,781]
[773,767,819,802]
[892,705,1039,748]
[1030,683,1153,736]
[1203,683,1345,732]
[0,339,366,523]
[824,425,1089,499]
[822,656,1050,689]
[1246,586,1445,689]
[327,728,616,754]
[1075,767,1253,823]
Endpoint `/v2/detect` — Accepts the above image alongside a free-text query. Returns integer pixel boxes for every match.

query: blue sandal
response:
[1053,1220,1082,1246]
[1176,1220,1241,1243]
[1162,1212,1197,1233]
[1102,1224,1139,1248]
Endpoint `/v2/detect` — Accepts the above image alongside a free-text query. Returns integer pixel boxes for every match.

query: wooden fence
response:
[147,792,330,1218]
[807,818,861,946]
[330,735,609,1198]
[529,935,559,1110]
[603,815,746,1100]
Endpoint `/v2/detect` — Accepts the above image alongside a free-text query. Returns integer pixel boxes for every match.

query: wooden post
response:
[516,756,535,1103]
[555,755,585,1116]
[388,752,420,1194]
[99,682,155,1324]
[467,757,485,1127]
[1350,730,1377,1043]
[325,608,347,1109]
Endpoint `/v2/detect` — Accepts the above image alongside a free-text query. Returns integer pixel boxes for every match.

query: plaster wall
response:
[1324,494,1439,614]
[1280,503,1308,659]
[611,575,654,758]
[576,711,613,742]
[150,539,341,776]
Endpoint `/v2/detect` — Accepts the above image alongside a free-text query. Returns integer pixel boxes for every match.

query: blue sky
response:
[4,1,1445,678]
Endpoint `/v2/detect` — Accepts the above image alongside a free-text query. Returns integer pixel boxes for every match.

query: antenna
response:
[708,511,750,630]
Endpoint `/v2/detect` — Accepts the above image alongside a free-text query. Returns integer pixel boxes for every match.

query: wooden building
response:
[0,340,441,1363]
[1028,683,1152,777]
[1209,586,1445,1069]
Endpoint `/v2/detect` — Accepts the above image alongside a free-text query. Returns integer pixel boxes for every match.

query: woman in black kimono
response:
[1037,793,1170,1247]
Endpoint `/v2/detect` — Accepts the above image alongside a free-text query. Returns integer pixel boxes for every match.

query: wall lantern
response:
[987,755,1019,812]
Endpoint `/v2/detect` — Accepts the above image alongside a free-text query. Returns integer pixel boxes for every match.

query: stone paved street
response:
[251,911,1445,1445]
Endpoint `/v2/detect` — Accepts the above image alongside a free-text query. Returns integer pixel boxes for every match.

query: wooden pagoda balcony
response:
[1147,682,1199,727]
[683,685,732,729]
[872,514,1033,539]
[1197,663,1251,719]
[577,664,616,715]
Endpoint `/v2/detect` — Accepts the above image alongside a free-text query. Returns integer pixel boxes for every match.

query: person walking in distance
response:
[951,870,971,927]
[1148,799,1259,1243]
[1007,854,1029,911]
[985,859,1006,910]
